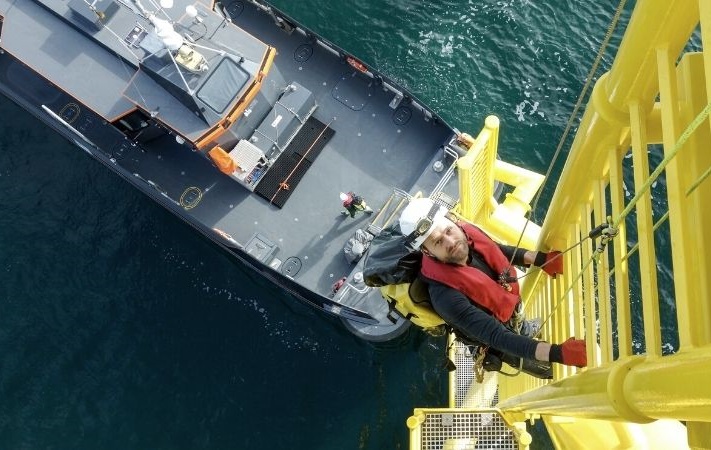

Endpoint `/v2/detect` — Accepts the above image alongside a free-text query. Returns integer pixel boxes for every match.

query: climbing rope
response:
[505,0,629,274]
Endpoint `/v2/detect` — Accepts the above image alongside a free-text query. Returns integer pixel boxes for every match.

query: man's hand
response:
[540,251,563,278]
[549,337,587,367]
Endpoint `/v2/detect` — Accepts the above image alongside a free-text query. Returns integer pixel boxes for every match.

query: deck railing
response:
[456,116,544,249]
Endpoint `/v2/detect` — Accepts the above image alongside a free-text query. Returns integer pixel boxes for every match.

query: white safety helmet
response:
[398,197,449,250]
[339,192,349,202]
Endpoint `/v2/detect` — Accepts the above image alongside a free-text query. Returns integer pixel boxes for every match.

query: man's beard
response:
[443,239,468,264]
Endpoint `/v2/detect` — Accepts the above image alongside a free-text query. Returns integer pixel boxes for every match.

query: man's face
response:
[422,218,468,265]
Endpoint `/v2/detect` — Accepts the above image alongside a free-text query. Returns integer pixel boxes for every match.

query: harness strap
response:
[384,296,417,324]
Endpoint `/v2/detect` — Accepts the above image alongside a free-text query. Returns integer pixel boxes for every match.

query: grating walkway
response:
[452,340,499,409]
[406,340,517,449]
[418,410,517,450]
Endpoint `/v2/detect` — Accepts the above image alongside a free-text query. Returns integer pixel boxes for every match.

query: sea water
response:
[1,1,669,449]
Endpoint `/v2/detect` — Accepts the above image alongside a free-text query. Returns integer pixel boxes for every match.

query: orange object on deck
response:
[208,146,237,174]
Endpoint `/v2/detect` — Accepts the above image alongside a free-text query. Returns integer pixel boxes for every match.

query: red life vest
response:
[420,222,520,322]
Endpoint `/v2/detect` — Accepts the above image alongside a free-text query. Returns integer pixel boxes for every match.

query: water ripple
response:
[0,1,663,448]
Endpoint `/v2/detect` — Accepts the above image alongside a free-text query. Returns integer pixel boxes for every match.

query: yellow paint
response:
[409,0,711,447]
[456,115,543,248]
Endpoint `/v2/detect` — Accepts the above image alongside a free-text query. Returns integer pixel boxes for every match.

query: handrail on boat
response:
[367,188,417,236]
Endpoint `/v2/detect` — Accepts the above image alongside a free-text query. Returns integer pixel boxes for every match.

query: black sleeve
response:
[498,244,529,266]
[427,280,538,360]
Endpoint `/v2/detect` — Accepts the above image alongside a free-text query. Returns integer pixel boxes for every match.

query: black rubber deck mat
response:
[291,117,335,163]
[254,117,334,208]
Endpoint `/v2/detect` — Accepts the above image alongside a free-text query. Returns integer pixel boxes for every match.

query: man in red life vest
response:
[399,198,587,368]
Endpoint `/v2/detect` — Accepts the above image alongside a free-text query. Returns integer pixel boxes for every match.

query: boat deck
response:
[124,3,455,298]
[0,0,459,338]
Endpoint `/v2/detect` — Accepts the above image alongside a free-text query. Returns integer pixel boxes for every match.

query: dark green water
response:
[0,1,647,449]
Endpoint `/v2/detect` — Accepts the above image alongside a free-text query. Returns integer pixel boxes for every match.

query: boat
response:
[0,0,525,342]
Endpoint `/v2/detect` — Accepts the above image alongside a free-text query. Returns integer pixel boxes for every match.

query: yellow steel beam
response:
[625,346,711,422]
[609,146,633,357]
[593,179,613,363]
[498,356,652,422]
[701,0,711,124]
[500,346,711,423]
[628,101,662,357]
[539,0,698,246]
[605,0,698,111]
[500,0,707,419]
[543,416,689,450]
[673,52,711,348]
[581,204,598,366]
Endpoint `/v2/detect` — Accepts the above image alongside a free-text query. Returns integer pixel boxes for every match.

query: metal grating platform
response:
[410,341,517,450]
[452,340,499,408]
[419,411,517,450]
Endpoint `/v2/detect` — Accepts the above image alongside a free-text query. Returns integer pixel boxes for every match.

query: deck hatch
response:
[332,72,373,111]
[245,233,278,263]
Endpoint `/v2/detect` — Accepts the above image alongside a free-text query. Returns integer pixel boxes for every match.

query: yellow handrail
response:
[456,115,544,249]
[408,1,711,448]
[496,0,711,446]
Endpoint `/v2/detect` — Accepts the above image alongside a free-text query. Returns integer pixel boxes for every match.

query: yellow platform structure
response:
[407,0,711,448]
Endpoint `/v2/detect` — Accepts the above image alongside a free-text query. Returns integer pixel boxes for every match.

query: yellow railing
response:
[494,0,711,447]
[456,116,544,249]
[409,0,711,448]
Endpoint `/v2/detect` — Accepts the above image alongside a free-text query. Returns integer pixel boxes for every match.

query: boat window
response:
[196,58,249,114]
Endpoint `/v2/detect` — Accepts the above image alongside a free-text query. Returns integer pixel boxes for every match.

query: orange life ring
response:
[346,56,368,73]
